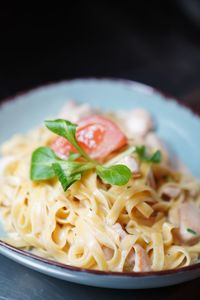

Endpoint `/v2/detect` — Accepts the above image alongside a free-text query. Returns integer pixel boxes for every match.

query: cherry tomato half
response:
[51,115,127,161]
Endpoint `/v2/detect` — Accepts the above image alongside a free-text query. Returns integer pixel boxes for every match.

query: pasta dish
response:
[0,101,200,272]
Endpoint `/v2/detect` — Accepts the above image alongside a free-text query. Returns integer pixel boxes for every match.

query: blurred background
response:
[0,1,200,112]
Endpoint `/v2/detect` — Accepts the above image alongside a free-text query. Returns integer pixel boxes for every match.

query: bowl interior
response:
[0,78,200,274]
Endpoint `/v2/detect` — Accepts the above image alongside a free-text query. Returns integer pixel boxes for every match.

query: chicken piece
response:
[58,100,96,123]
[117,156,139,174]
[178,202,200,244]
[125,109,154,137]
[133,244,151,272]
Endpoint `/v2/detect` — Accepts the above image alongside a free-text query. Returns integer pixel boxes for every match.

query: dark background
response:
[0,1,200,113]
[0,2,200,299]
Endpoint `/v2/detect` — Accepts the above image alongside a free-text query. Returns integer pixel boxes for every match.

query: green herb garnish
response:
[31,120,162,191]
[135,145,161,164]
[96,165,132,186]
[31,119,132,190]
[186,228,197,235]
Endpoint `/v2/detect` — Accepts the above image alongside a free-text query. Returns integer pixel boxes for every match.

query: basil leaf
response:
[135,146,161,164]
[52,163,81,191]
[186,228,197,235]
[96,164,131,186]
[45,119,91,161]
[31,147,59,180]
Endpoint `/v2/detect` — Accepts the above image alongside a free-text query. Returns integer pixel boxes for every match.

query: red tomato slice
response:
[51,115,127,161]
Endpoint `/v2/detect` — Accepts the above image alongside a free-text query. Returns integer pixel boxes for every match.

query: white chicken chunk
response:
[178,202,200,244]
[121,109,154,137]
